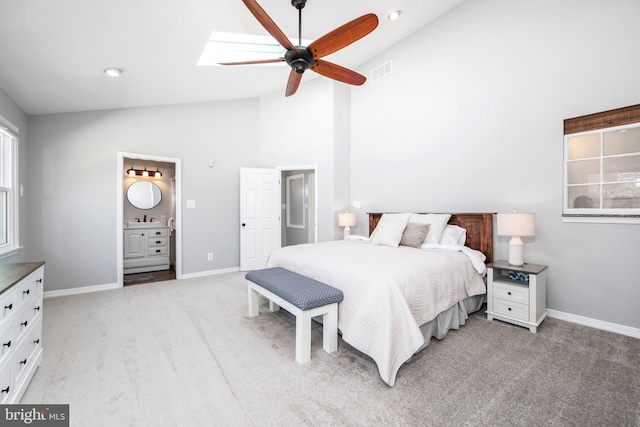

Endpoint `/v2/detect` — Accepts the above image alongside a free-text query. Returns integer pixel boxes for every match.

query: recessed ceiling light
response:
[104,68,122,77]
[387,10,401,21]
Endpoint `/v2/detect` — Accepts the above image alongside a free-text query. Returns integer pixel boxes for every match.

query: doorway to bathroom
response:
[116,152,182,286]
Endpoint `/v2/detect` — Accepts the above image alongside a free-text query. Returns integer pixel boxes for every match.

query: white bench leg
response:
[296,313,312,364]
[248,283,259,317]
[269,300,280,312]
[322,304,338,354]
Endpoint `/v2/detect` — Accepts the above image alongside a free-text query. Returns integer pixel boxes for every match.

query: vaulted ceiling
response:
[0,0,464,115]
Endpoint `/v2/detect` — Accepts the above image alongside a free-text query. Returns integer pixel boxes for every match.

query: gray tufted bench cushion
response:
[245,267,343,310]
[246,267,343,363]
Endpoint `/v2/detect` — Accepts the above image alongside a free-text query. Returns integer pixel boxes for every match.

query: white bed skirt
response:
[415,294,485,353]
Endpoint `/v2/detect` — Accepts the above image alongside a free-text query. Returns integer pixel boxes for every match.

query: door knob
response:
[242,223,246,227]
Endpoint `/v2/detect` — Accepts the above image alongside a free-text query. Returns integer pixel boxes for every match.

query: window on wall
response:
[0,116,20,257]
[563,104,640,223]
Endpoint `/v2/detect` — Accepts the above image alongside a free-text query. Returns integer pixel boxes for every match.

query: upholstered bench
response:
[245,267,344,364]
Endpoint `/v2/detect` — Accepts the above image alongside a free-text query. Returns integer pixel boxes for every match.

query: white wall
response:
[26,99,260,291]
[259,77,349,242]
[350,0,640,328]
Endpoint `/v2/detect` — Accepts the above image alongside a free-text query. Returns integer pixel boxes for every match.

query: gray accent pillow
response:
[400,222,430,248]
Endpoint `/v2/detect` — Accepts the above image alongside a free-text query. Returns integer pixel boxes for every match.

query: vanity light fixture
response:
[387,10,401,21]
[126,167,162,179]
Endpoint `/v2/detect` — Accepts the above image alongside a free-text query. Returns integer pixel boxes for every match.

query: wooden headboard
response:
[368,212,494,264]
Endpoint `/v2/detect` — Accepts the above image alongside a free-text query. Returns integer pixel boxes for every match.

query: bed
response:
[266,212,493,386]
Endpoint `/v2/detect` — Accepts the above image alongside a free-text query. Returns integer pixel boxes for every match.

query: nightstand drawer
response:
[493,280,529,305]
[492,299,529,322]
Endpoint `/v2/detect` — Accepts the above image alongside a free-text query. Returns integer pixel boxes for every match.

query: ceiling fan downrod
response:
[291,0,307,46]
[286,0,311,73]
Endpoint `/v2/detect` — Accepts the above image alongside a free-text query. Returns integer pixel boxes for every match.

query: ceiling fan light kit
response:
[220,0,379,96]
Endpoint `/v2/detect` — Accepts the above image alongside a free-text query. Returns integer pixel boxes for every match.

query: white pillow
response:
[409,213,451,244]
[440,225,467,245]
[369,213,411,247]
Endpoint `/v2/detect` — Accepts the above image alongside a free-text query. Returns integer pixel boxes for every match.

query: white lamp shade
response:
[338,212,357,227]
[497,213,535,237]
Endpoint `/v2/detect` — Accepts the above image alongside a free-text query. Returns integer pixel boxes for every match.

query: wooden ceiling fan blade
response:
[242,0,299,52]
[218,58,285,66]
[285,70,303,97]
[310,60,366,86]
[307,13,378,59]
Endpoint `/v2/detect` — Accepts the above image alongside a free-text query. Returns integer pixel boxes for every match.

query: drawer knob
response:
[507,291,512,295]
[508,307,512,311]
[21,320,28,327]
[34,339,40,345]
[156,250,161,253]
[1,386,9,394]
[155,232,161,235]
[156,241,161,244]
[4,303,11,311]
[20,358,27,365]
[36,278,43,283]
[35,306,41,311]
[23,289,30,295]
[2,340,10,348]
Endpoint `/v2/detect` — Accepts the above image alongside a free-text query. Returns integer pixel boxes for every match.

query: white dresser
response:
[0,262,44,403]
[124,227,170,274]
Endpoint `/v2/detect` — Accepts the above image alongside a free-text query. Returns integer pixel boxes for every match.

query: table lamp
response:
[338,212,357,239]
[497,210,535,266]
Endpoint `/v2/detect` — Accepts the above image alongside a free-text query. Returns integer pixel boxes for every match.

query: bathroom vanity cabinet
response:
[123,226,170,274]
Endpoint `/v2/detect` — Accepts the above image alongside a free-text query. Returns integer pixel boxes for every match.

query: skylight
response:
[197,31,314,66]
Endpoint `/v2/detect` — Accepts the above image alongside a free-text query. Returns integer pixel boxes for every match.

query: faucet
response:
[144,214,147,222]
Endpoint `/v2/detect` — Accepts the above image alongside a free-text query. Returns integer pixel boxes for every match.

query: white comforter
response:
[266,240,487,386]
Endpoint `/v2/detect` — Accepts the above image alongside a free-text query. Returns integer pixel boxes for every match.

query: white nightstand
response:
[486,261,548,333]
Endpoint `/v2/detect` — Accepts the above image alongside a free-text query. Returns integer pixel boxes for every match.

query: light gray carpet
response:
[23,272,640,426]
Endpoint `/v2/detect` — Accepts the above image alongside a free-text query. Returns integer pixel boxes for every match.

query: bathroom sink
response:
[127,221,163,228]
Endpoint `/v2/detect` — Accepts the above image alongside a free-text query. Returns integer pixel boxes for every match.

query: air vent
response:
[371,60,392,82]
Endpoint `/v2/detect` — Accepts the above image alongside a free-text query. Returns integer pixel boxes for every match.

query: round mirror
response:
[127,181,162,210]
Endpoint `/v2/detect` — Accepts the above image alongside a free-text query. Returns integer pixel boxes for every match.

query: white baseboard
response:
[180,266,240,279]
[44,282,120,299]
[547,309,640,339]
[43,267,241,298]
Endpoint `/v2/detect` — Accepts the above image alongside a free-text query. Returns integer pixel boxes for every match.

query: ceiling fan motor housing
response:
[285,47,314,74]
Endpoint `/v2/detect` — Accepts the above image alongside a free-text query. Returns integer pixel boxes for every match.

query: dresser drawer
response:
[14,270,43,308]
[148,247,168,256]
[0,365,12,404]
[493,280,529,305]
[148,237,168,247]
[13,317,42,386]
[13,292,42,344]
[0,322,13,365]
[0,289,16,326]
[492,298,529,322]
[148,228,168,238]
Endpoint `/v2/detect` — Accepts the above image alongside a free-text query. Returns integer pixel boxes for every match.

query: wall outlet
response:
[160,215,166,223]
[207,253,213,261]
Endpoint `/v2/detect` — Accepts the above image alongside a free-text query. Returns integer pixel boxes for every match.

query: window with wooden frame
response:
[563,104,640,223]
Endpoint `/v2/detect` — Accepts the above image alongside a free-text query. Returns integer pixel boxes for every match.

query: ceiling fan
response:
[219,0,379,96]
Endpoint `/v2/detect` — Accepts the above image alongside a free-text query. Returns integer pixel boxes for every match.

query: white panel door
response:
[240,168,281,271]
